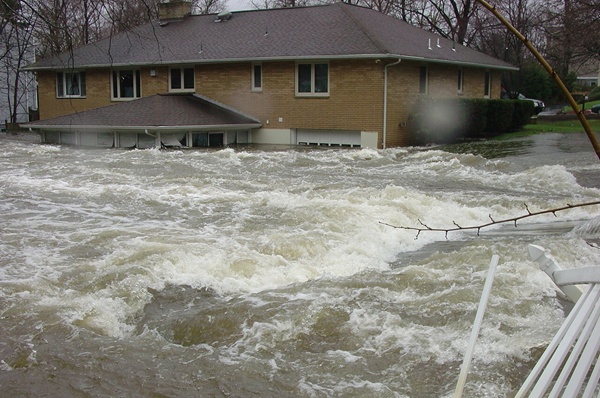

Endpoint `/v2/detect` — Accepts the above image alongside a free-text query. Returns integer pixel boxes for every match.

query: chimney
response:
[159,1,192,23]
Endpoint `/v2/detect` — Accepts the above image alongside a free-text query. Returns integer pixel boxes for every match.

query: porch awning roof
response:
[25,93,262,131]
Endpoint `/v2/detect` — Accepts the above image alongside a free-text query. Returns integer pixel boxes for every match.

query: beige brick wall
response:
[37,59,504,148]
[38,69,111,120]
[195,60,384,135]
[38,67,171,120]
[141,66,169,96]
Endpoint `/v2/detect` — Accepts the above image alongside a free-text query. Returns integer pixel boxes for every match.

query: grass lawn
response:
[520,119,600,134]
[562,100,600,113]
[492,118,600,140]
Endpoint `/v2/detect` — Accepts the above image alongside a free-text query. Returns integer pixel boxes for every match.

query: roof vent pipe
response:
[215,11,232,22]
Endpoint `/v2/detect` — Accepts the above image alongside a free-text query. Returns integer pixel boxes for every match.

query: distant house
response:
[576,69,599,90]
[24,1,515,149]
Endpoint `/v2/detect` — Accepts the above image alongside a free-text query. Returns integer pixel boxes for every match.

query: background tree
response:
[520,64,553,100]
[104,0,160,36]
[469,0,545,97]
[193,0,227,14]
[0,0,164,124]
[0,0,36,123]
[2,0,596,121]
[250,0,314,8]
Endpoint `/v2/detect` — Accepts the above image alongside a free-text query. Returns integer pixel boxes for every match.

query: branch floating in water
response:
[381,201,600,239]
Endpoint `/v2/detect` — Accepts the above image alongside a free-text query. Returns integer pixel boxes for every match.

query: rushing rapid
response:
[1,131,599,397]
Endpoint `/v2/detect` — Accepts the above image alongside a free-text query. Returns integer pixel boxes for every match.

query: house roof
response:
[577,72,599,80]
[25,93,262,131]
[26,2,515,71]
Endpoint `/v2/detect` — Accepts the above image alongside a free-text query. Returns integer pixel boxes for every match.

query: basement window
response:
[170,67,195,92]
[56,71,86,98]
[112,70,141,100]
[296,62,329,96]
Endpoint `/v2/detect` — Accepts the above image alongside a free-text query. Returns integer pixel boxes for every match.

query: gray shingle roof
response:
[25,94,262,130]
[27,2,515,70]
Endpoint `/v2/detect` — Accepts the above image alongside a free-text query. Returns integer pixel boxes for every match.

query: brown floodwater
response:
[0,131,599,397]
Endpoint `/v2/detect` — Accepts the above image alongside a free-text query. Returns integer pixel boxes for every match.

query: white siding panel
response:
[297,129,361,147]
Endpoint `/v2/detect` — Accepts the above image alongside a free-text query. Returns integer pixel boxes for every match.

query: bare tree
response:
[15,0,161,59]
[434,0,479,45]
[469,0,545,94]
[250,0,316,9]
[0,0,167,124]
[543,0,600,78]
[104,0,160,36]
[0,0,36,123]
[193,0,227,14]
[379,0,481,45]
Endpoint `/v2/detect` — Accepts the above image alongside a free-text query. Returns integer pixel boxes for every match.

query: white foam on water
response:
[1,142,599,344]
[568,215,600,239]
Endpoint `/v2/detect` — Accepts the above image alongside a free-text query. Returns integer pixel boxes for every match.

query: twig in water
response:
[381,200,600,239]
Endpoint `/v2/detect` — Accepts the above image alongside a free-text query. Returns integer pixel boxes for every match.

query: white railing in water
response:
[454,255,499,398]
[516,245,600,397]
[455,246,600,397]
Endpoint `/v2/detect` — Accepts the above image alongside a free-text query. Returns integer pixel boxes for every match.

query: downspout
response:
[383,59,401,149]
[144,129,159,148]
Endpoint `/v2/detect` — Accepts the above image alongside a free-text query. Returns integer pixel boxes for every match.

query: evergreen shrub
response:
[484,99,515,135]
[510,100,535,131]
[463,99,488,139]
[409,97,535,145]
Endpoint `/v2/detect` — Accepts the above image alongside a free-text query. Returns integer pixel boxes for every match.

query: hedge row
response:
[409,97,535,145]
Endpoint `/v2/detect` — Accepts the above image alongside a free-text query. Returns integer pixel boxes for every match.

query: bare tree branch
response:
[381,200,600,239]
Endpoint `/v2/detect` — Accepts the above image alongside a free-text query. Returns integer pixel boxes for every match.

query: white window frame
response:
[457,66,464,94]
[111,69,141,101]
[169,66,195,92]
[484,70,491,98]
[295,62,329,97]
[56,71,86,98]
[252,63,262,92]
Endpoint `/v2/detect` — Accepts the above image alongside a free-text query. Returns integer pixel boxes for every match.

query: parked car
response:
[517,94,546,114]
[591,104,600,114]
[501,91,546,114]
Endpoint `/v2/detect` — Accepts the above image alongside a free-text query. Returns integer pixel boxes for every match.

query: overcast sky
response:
[226,0,253,11]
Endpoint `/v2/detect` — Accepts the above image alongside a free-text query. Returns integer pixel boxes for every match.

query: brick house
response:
[24,1,516,149]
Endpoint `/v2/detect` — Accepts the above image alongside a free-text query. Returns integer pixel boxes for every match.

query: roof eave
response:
[22,53,516,72]
[22,54,385,71]
[392,54,518,71]
[25,123,263,131]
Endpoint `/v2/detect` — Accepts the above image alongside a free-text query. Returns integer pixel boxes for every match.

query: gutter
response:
[24,123,263,131]
[23,53,517,72]
[383,59,401,149]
